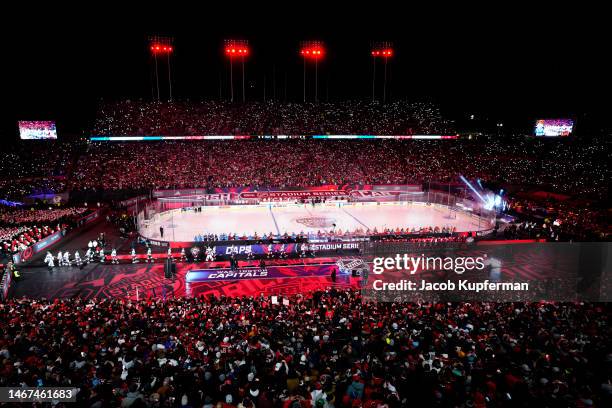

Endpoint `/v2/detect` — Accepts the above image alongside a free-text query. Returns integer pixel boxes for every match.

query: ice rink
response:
[140,202,493,242]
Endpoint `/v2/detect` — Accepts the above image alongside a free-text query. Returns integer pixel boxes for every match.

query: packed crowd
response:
[0,101,607,204]
[92,100,453,136]
[0,178,67,202]
[0,207,88,225]
[0,207,90,258]
[0,291,609,407]
[66,137,608,201]
[503,198,610,241]
[0,224,61,257]
[0,141,78,199]
[0,142,75,181]
[0,101,607,248]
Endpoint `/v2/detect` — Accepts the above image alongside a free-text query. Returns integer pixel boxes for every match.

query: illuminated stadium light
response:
[370,41,394,103]
[225,40,250,58]
[470,186,506,212]
[300,41,325,59]
[149,36,174,55]
[483,193,506,212]
[371,50,393,57]
[300,41,325,103]
[223,39,250,103]
[148,36,175,102]
[224,39,250,57]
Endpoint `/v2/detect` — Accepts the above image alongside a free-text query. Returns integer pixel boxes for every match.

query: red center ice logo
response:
[294,217,336,228]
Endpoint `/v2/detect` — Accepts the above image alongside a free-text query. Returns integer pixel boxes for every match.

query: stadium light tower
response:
[300,41,325,103]
[224,39,250,103]
[371,42,393,103]
[149,36,174,102]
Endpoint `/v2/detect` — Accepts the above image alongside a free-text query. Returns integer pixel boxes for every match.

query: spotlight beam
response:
[460,175,487,204]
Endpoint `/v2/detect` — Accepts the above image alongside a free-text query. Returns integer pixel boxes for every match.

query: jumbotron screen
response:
[534,119,574,137]
[18,121,58,140]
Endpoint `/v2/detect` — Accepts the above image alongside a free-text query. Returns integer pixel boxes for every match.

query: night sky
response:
[4,5,609,139]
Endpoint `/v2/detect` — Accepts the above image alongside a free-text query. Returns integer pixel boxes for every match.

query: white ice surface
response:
[141,202,491,242]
